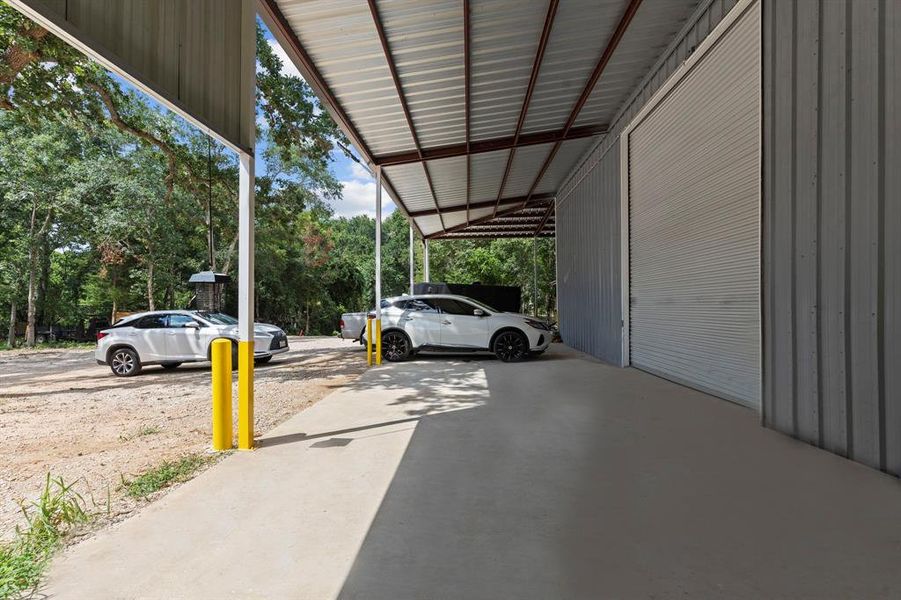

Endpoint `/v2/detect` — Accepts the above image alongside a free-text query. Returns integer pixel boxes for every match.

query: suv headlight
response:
[524,318,551,331]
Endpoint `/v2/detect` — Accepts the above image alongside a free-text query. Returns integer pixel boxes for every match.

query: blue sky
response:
[113,21,395,221]
[262,26,396,220]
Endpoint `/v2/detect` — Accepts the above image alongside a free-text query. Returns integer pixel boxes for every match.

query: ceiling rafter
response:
[493,0,560,218]
[367,0,446,232]
[372,124,607,167]
[257,0,424,237]
[533,0,644,236]
[429,196,556,239]
[407,193,555,218]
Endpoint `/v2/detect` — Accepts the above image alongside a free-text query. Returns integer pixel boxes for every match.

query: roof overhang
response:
[260,0,702,239]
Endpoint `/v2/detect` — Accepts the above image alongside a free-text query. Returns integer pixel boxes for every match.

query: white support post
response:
[423,238,430,283]
[238,154,255,343]
[409,225,415,295]
[374,166,383,365]
[533,236,539,317]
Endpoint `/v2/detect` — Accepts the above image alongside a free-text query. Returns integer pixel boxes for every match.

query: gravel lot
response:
[0,336,367,540]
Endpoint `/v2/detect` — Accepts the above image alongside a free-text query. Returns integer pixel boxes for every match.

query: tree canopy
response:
[0,5,555,345]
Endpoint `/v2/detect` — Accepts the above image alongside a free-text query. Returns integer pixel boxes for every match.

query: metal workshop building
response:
[8,0,899,476]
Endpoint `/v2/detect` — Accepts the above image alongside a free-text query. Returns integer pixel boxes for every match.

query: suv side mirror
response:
[473,308,485,317]
[184,321,200,329]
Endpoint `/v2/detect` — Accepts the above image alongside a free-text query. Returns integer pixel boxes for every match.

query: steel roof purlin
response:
[533,0,644,236]
[366,0,446,233]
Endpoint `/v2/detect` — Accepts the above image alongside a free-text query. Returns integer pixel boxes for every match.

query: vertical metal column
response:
[423,238,430,283]
[237,153,255,449]
[374,166,383,365]
[409,225,415,294]
[533,236,539,317]
[236,0,256,450]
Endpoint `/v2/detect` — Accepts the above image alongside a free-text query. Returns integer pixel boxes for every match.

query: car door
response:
[397,299,442,346]
[165,314,205,360]
[131,314,168,361]
[432,298,490,348]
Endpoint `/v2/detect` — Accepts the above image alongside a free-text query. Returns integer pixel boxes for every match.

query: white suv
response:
[368,294,552,362]
[95,310,289,376]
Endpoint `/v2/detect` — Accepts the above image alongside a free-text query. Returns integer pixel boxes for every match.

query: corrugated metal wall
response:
[762,0,901,475]
[556,0,740,364]
[556,144,622,365]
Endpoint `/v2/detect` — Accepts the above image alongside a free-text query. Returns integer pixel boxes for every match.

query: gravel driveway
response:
[0,336,367,540]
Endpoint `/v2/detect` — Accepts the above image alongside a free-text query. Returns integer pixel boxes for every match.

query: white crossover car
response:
[95,310,289,376]
[366,294,552,362]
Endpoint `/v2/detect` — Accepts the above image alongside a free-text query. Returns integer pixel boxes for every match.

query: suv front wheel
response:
[109,347,142,377]
[493,330,529,363]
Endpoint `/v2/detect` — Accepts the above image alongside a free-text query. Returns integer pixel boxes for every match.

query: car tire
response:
[493,330,529,363]
[109,347,142,377]
[161,362,182,369]
[255,355,273,364]
[381,330,412,362]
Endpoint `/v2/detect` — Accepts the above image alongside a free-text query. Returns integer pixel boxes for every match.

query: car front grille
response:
[269,332,288,350]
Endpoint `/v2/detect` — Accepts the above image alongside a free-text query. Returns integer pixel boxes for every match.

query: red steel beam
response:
[257,0,423,237]
[372,124,607,167]
[367,0,445,231]
[407,193,555,218]
[429,196,555,238]
[533,0,643,235]
[493,0,560,218]
[436,231,556,239]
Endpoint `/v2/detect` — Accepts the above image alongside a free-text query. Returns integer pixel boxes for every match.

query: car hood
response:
[214,323,283,335]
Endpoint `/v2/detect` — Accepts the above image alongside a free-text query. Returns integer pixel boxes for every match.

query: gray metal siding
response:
[556,0,741,364]
[556,144,621,365]
[762,0,901,475]
[628,1,761,406]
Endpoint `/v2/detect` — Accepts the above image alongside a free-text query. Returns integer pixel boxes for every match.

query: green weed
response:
[120,455,211,500]
[0,475,91,599]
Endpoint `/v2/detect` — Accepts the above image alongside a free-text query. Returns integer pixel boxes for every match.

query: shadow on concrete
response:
[337,346,901,599]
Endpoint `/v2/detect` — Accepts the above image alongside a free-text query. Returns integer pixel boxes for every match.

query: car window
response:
[194,312,238,325]
[134,315,167,329]
[403,299,438,313]
[433,298,478,316]
[167,314,198,328]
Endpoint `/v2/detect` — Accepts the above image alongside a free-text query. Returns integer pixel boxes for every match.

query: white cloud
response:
[334,164,395,219]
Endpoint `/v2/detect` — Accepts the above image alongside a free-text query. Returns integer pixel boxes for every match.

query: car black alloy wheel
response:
[382,331,410,362]
[494,331,528,363]
[111,348,140,376]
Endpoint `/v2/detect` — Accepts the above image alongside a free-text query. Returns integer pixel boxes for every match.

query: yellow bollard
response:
[211,339,233,451]
[366,317,373,366]
[238,341,254,450]
[375,319,382,365]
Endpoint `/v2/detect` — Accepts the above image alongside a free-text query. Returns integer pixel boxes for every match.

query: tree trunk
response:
[110,297,117,326]
[7,300,16,347]
[36,234,50,326]
[24,204,38,347]
[146,260,155,311]
[110,271,118,324]
[305,304,310,336]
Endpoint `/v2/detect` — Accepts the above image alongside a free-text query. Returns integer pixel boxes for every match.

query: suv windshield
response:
[462,297,500,313]
[195,312,238,325]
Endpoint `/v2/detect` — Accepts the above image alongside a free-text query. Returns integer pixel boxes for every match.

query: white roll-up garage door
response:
[626,0,760,407]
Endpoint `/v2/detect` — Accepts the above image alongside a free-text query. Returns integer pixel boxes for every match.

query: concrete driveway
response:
[44,345,901,599]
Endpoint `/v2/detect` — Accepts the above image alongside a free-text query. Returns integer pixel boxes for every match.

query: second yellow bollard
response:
[211,338,233,451]
[375,319,382,365]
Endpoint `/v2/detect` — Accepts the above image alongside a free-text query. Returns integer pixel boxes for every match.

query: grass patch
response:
[118,426,162,442]
[120,455,211,500]
[0,475,91,599]
[0,340,95,352]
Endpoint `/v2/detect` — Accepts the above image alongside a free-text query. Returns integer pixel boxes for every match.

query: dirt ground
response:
[0,336,367,541]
